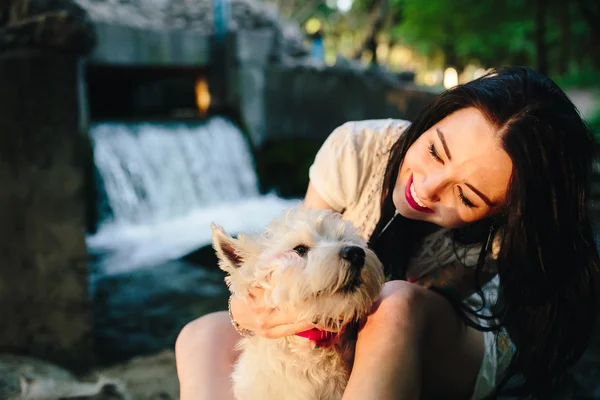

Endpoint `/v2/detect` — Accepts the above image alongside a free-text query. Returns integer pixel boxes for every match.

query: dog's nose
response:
[340,246,365,268]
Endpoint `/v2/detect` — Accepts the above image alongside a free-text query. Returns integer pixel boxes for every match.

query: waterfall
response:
[91,117,260,225]
[87,116,299,275]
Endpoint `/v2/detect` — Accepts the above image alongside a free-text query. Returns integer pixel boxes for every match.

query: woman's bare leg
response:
[176,283,484,400]
[343,281,485,400]
[175,311,241,400]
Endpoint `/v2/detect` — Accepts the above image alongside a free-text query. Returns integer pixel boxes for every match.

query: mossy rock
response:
[253,138,324,198]
[0,355,129,399]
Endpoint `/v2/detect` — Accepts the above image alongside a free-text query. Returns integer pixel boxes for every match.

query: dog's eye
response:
[293,245,310,256]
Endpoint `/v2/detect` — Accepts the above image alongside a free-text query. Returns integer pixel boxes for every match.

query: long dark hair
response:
[372,66,600,397]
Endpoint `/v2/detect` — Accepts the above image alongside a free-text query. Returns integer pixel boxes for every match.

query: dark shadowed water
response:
[87,116,299,364]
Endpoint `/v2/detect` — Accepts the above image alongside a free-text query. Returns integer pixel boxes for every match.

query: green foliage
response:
[554,67,600,89]
[271,0,599,81]
[385,0,597,75]
[253,139,324,198]
[391,0,536,68]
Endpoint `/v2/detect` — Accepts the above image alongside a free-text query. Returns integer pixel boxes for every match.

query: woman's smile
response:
[405,174,434,213]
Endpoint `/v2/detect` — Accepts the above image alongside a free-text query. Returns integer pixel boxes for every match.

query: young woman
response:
[176,66,600,399]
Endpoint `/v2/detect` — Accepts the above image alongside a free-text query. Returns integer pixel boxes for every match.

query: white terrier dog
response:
[211,207,385,400]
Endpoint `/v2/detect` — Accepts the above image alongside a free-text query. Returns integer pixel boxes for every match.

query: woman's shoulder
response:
[328,119,411,154]
[308,119,409,215]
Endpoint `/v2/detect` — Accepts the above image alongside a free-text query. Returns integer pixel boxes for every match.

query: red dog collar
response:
[296,325,347,348]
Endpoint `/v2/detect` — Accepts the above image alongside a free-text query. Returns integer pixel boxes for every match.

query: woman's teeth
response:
[410,183,427,208]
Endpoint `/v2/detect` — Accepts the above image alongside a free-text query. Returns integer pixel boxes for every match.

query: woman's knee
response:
[369,280,428,329]
[176,312,239,398]
[175,311,237,360]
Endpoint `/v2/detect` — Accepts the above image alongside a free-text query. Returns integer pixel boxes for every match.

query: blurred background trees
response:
[262,0,600,89]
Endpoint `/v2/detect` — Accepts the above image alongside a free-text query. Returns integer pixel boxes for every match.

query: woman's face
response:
[393,107,513,228]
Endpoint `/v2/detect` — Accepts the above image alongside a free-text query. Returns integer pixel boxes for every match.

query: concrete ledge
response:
[90,22,211,66]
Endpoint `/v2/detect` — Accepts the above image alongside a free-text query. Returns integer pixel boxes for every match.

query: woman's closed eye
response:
[428,143,443,163]
[458,187,476,208]
[429,142,476,209]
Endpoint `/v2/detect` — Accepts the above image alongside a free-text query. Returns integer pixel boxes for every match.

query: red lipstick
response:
[405,174,434,213]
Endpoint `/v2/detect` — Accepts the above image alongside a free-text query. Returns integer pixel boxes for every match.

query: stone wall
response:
[229,29,276,145]
[264,64,436,142]
[76,0,309,66]
[0,51,94,371]
[230,30,436,146]
[0,0,96,55]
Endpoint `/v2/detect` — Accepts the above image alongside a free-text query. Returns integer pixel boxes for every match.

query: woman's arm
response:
[412,261,496,300]
[304,183,336,210]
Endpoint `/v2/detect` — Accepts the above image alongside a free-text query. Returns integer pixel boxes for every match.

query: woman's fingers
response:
[235,286,317,338]
[231,289,297,333]
[261,320,316,339]
[254,306,302,331]
[247,285,264,302]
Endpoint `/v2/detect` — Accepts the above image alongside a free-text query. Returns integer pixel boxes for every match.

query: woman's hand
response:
[229,286,316,339]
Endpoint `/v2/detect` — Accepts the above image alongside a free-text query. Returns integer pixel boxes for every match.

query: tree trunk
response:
[575,0,600,37]
[557,1,571,76]
[534,0,549,76]
[574,0,600,68]
[352,0,388,65]
[441,25,464,77]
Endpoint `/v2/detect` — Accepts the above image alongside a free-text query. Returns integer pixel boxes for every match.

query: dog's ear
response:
[211,223,244,273]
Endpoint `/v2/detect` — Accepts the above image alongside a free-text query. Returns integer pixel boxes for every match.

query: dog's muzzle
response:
[339,246,366,292]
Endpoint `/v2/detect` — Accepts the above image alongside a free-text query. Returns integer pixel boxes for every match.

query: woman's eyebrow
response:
[436,128,452,161]
[465,183,496,207]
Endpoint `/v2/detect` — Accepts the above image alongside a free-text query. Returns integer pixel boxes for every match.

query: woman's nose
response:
[419,172,446,203]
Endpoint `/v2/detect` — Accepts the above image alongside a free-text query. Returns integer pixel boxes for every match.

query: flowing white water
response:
[87,116,299,275]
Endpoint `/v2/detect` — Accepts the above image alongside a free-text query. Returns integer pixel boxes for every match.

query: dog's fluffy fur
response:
[211,207,385,400]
